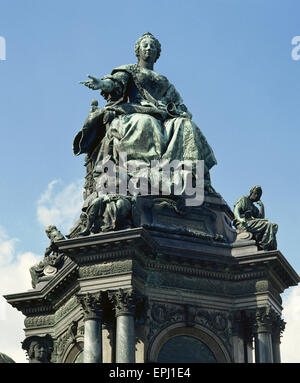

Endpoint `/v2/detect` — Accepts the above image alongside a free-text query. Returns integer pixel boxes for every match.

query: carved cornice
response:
[4,258,78,316]
[5,230,299,321]
[24,296,80,329]
[24,315,55,329]
[57,228,157,265]
[17,302,53,316]
[142,256,267,282]
[76,292,106,320]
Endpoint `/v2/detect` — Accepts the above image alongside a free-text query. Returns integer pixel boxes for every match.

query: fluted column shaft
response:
[272,317,285,363]
[253,308,274,363]
[111,289,136,363]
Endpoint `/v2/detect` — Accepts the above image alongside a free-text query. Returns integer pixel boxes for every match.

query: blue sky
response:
[0,0,300,362]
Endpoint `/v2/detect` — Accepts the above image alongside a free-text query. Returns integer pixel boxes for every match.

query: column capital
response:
[272,314,286,343]
[109,288,136,317]
[249,307,280,334]
[77,291,105,321]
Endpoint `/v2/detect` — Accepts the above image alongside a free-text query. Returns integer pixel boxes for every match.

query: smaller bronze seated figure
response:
[233,185,278,251]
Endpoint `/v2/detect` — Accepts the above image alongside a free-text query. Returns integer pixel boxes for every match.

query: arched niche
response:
[148,323,231,363]
[62,341,84,363]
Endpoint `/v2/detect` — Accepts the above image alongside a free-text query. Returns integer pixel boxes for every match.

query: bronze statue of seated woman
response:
[73,32,218,235]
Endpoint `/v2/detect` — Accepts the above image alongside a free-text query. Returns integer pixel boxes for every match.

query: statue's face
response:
[139,37,157,63]
[250,189,262,202]
[34,344,47,362]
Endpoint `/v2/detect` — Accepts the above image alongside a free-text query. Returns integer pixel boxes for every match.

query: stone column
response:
[253,307,274,363]
[231,311,246,363]
[77,292,105,363]
[272,315,285,363]
[232,311,254,363]
[110,289,136,363]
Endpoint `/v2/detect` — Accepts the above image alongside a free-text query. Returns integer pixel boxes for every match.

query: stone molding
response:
[24,315,55,329]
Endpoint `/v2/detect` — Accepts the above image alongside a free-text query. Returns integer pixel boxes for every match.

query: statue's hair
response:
[249,185,262,195]
[134,32,161,63]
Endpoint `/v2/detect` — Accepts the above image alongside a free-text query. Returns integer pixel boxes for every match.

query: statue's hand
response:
[79,74,102,90]
[157,100,167,110]
[256,200,264,207]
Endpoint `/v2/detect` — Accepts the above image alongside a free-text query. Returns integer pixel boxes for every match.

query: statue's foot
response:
[100,226,113,233]
[78,228,91,236]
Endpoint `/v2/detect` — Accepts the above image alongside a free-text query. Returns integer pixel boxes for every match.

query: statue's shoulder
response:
[111,64,136,75]
[234,195,249,208]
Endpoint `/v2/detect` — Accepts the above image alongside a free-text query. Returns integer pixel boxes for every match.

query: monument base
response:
[4,223,299,363]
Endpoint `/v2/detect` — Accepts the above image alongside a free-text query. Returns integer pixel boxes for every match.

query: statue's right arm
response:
[80,74,115,93]
[233,200,246,223]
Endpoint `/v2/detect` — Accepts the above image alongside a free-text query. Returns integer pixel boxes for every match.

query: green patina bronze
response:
[233,185,278,251]
[72,32,217,235]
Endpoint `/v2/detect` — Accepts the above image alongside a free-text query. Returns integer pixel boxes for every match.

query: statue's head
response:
[135,32,161,64]
[45,225,56,236]
[22,335,53,363]
[249,185,262,202]
[45,225,64,241]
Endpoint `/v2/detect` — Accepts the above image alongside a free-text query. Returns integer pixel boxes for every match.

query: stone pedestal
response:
[3,198,299,363]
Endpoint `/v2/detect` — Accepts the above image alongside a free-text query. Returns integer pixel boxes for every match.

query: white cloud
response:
[1,179,84,363]
[0,233,18,267]
[0,227,41,363]
[281,285,300,362]
[37,179,84,234]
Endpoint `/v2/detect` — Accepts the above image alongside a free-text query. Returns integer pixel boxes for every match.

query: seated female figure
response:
[75,32,217,197]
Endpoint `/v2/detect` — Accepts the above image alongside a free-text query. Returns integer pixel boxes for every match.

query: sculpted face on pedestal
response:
[33,343,48,363]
